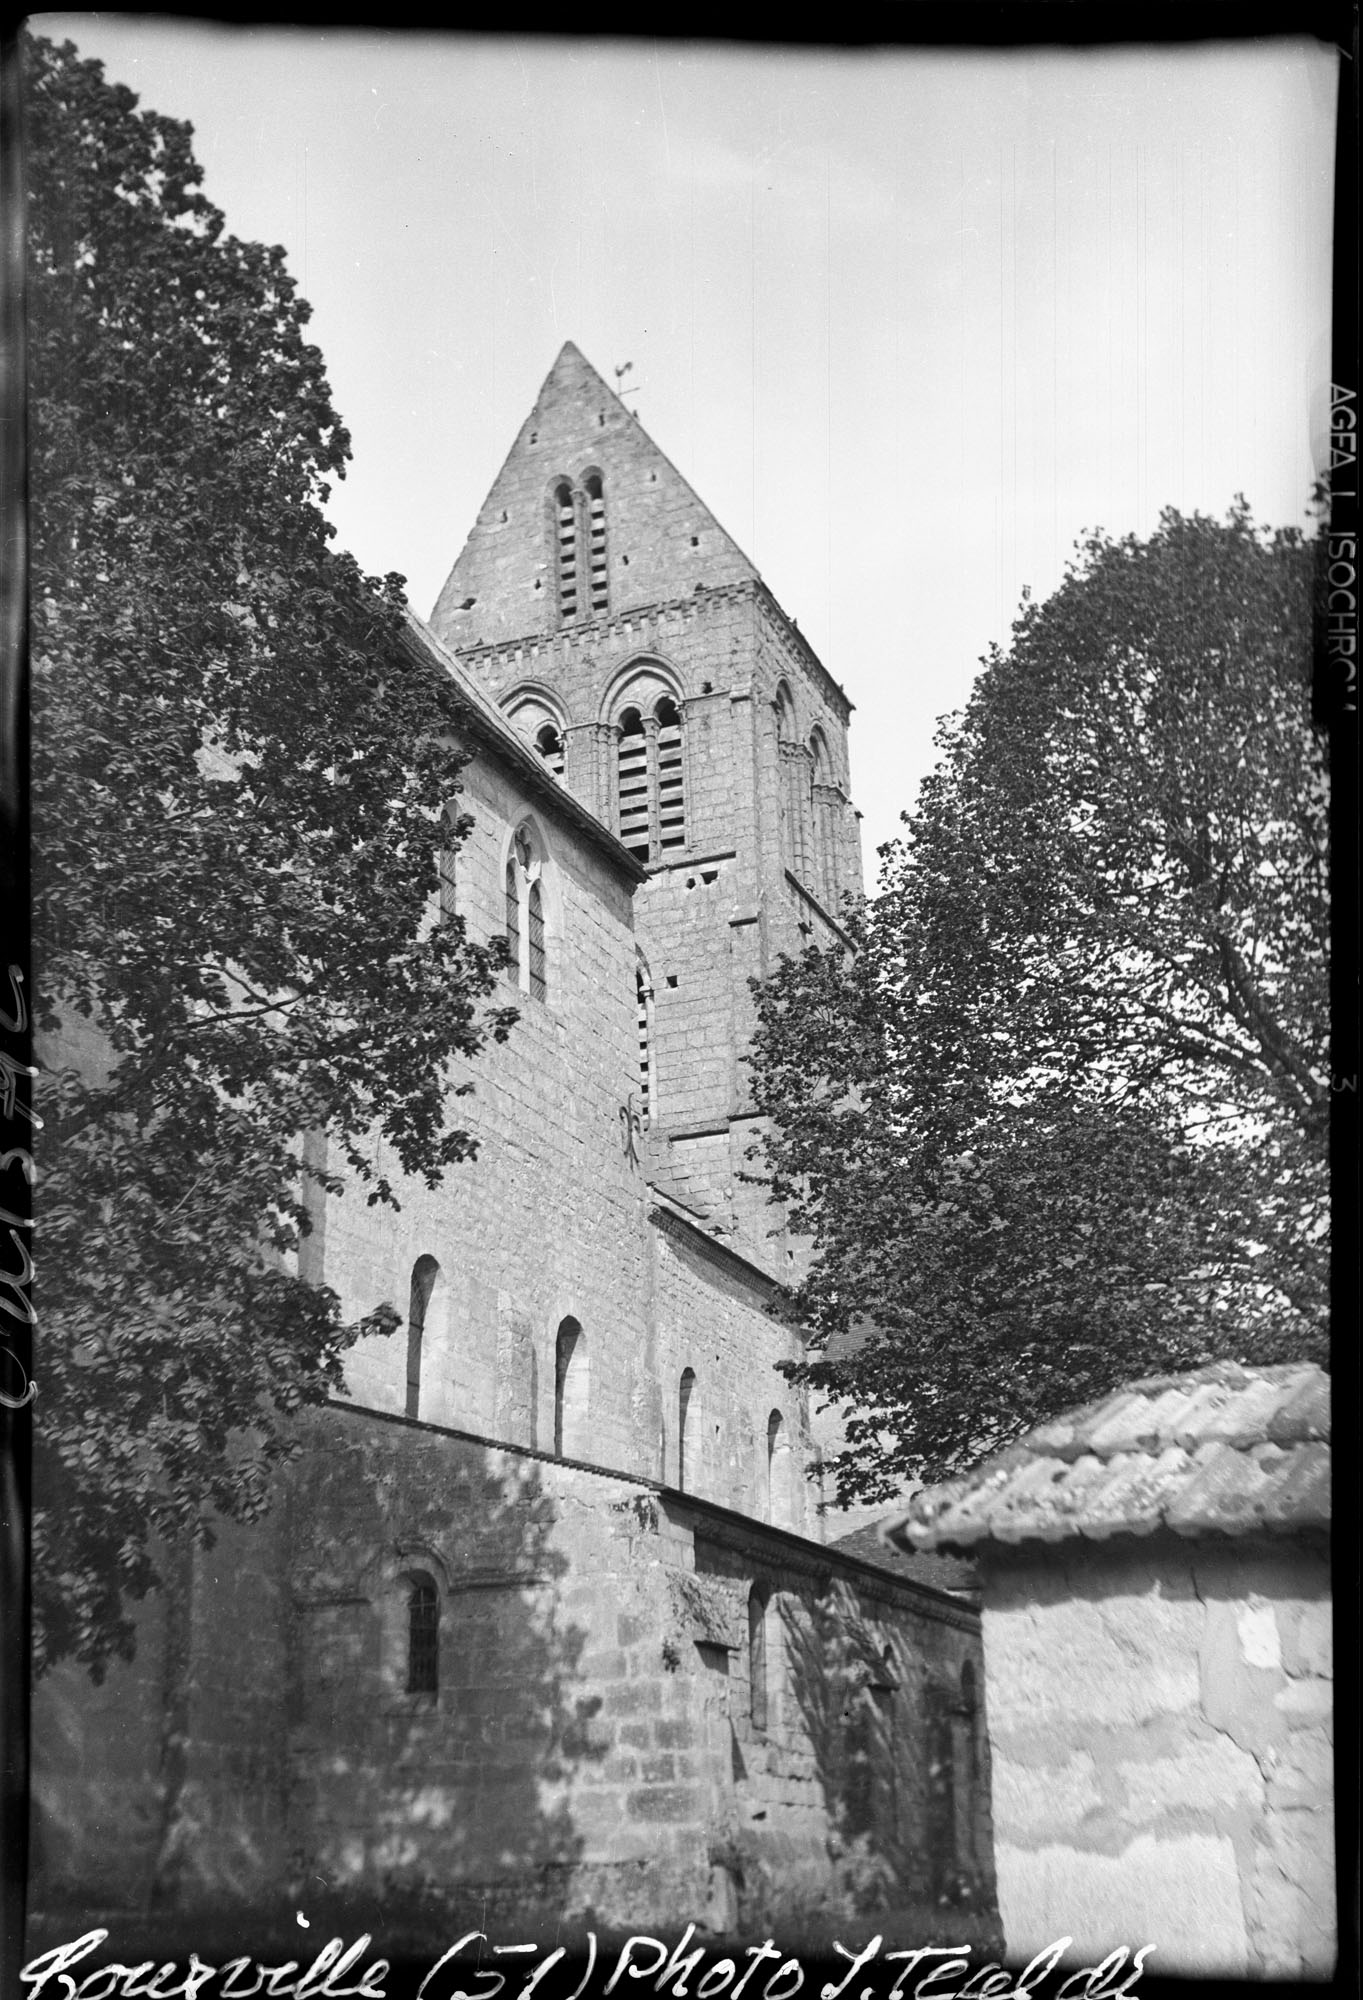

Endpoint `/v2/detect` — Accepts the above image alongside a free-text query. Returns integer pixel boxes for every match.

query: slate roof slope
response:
[882,1361,1330,1557]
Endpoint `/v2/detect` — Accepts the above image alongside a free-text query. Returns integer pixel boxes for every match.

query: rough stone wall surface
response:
[30,1584,173,1908]
[323,745,654,1473]
[650,1217,810,1523]
[451,586,857,1267]
[981,1535,1334,1980]
[34,1407,996,1952]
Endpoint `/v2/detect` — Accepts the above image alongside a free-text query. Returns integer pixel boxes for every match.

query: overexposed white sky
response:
[35,21,1339,867]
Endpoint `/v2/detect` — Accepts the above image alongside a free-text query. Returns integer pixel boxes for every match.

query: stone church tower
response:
[430,341,862,1256]
[29,345,997,1957]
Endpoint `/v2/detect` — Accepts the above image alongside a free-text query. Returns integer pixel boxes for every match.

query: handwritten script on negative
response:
[21,1926,1156,2000]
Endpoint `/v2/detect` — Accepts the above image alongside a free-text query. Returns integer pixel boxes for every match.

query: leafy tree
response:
[26,34,515,1675]
[750,504,1329,1508]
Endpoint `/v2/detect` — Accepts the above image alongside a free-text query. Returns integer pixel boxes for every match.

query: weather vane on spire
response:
[614,361,637,407]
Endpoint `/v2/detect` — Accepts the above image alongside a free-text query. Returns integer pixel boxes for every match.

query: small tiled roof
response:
[882,1360,1329,1557]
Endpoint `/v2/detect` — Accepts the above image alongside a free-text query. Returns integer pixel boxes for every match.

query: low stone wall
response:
[981,1533,1333,1980]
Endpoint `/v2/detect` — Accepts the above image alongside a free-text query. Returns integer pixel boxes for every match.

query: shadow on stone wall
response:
[28,1413,606,1962]
[277,1417,604,1950]
[768,1580,998,1948]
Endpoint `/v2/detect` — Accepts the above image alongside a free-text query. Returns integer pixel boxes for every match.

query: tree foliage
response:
[749,504,1329,1508]
[26,34,515,1675]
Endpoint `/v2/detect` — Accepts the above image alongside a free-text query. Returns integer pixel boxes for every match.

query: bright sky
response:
[35,20,1338,868]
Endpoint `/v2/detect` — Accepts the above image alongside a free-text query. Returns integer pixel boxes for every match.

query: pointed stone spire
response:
[430,342,759,651]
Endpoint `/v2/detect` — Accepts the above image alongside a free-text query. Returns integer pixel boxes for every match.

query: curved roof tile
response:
[882,1361,1329,1557]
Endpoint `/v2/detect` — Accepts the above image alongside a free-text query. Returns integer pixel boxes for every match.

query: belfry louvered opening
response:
[655,696,685,852]
[614,688,686,864]
[585,471,609,614]
[553,479,577,624]
[617,707,651,860]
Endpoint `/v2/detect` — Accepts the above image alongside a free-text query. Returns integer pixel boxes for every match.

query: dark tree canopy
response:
[749,503,1328,1509]
[26,34,515,1675]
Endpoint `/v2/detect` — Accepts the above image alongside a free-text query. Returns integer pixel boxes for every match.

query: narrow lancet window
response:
[406,1573,440,1693]
[505,854,520,967]
[406,1256,440,1420]
[528,880,547,1001]
[554,1317,587,1457]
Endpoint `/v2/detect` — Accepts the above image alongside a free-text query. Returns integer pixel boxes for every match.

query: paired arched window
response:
[548,471,610,627]
[406,1256,441,1420]
[614,689,686,863]
[406,1571,440,1694]
[504,825,549,1002]
[635,952,655,1123]
[554,1316,589,1458]
[678,1367,698,1491]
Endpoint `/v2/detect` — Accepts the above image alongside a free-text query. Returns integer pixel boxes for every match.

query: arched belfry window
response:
[504,824,550,1003]
[612,674,687,864]
[635,952,655,1123]
[406,1256,440,1420]
[552,479,578,625]
[584,470,609,615]
[406,1572,440,1694]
